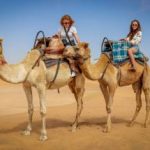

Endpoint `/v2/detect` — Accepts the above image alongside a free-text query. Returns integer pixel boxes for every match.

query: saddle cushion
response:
[102,41,145,65]
[112,41,144,64]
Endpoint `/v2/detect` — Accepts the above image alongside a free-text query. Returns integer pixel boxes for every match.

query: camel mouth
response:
[0,59,7,65]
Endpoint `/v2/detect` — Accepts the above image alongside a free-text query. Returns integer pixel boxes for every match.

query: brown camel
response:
[0,38,85,141]
[63,42,150,132]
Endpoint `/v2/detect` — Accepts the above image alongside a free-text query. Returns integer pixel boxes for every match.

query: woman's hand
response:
[119,38,127,41]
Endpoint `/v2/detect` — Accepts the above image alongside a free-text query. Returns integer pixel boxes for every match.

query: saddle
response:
[35,36,80,75]
[102,40,148,66]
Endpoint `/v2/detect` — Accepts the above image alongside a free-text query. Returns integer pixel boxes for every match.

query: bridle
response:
[64,46,91,65]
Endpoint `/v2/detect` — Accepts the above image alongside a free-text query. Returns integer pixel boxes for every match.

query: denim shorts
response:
[131,45,139,53]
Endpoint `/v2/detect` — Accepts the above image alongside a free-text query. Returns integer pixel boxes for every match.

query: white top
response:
[58,26,77,42]
[126,31,142,45]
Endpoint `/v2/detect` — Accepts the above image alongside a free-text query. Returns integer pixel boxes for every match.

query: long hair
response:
[127,19,142,40]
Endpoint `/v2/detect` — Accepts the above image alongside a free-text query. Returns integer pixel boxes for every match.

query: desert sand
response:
[0,78,150,150]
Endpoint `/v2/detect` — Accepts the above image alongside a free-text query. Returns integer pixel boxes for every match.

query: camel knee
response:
[28,108,34,114]
[106,106,111,113]
[76,87,85,94]
[136,104,142,112]
[40,108,46,116]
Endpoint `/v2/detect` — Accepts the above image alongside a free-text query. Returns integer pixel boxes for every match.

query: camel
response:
[63,42,150,132]
[0,38,85,141]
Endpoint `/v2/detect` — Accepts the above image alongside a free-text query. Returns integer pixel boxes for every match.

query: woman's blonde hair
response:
[60,15,74,26]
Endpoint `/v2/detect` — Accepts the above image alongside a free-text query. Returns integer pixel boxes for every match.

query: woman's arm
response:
[130,31,142,45]
[73,32,80,43]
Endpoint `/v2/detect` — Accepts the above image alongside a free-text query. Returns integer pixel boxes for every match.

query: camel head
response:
[63,42,90,64]
[48,35,65,50]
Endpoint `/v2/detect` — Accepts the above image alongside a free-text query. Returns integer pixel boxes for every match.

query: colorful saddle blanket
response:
[102,41,144,64]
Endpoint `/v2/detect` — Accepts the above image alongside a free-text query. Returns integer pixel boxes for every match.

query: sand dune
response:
[0,79,150,150]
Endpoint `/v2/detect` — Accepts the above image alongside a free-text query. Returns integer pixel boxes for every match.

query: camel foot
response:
[40,134,48,141]
[127,121,135,127]
[71,122,78,132]
[71,125,77,132]
[21,129,31,136]
[103,126,111,133]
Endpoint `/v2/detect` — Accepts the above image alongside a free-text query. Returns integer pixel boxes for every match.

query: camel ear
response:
[81,42,89,49]
[52,34,59,39]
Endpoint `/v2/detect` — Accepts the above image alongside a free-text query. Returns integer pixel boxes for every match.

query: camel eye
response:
[75,47,79,51]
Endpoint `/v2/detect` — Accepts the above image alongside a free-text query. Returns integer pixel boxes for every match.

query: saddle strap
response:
[48,58,61,89]
[44,49,63,55]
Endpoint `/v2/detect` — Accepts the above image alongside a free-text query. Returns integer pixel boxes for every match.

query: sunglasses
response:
[63,22,70,25]
[132,23,138,27]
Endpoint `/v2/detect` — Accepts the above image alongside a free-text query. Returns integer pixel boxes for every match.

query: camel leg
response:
[129,82,142,127]
[37,84,48,141]
[103,84,116,132]
[99,82,109,107]
[143,88,150,128]
[68,74,85,132]
[99,82,111,132]
[22,82,33,135]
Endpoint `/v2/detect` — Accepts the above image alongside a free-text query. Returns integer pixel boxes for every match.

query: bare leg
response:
[129,82,142,126]
[22,83,33,135]
[37,84,47,141]
[128,47,137,69]
[68,58,79,73]
[143,88,150,127]
[68,74,85,132]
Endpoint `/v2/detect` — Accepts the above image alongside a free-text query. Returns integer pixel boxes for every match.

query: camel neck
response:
[0,49,41,83]
[80,54,109,80]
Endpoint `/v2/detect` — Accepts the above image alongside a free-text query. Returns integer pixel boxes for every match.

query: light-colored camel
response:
[63,42,150,132]
[0,38,85,141]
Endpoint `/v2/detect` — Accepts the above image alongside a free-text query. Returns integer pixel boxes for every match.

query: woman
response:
[58,15,80,46]
[124,19,142,71]
[58,15,80,76]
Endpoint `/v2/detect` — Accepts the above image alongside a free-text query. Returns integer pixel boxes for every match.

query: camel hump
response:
[118,61,144,86]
